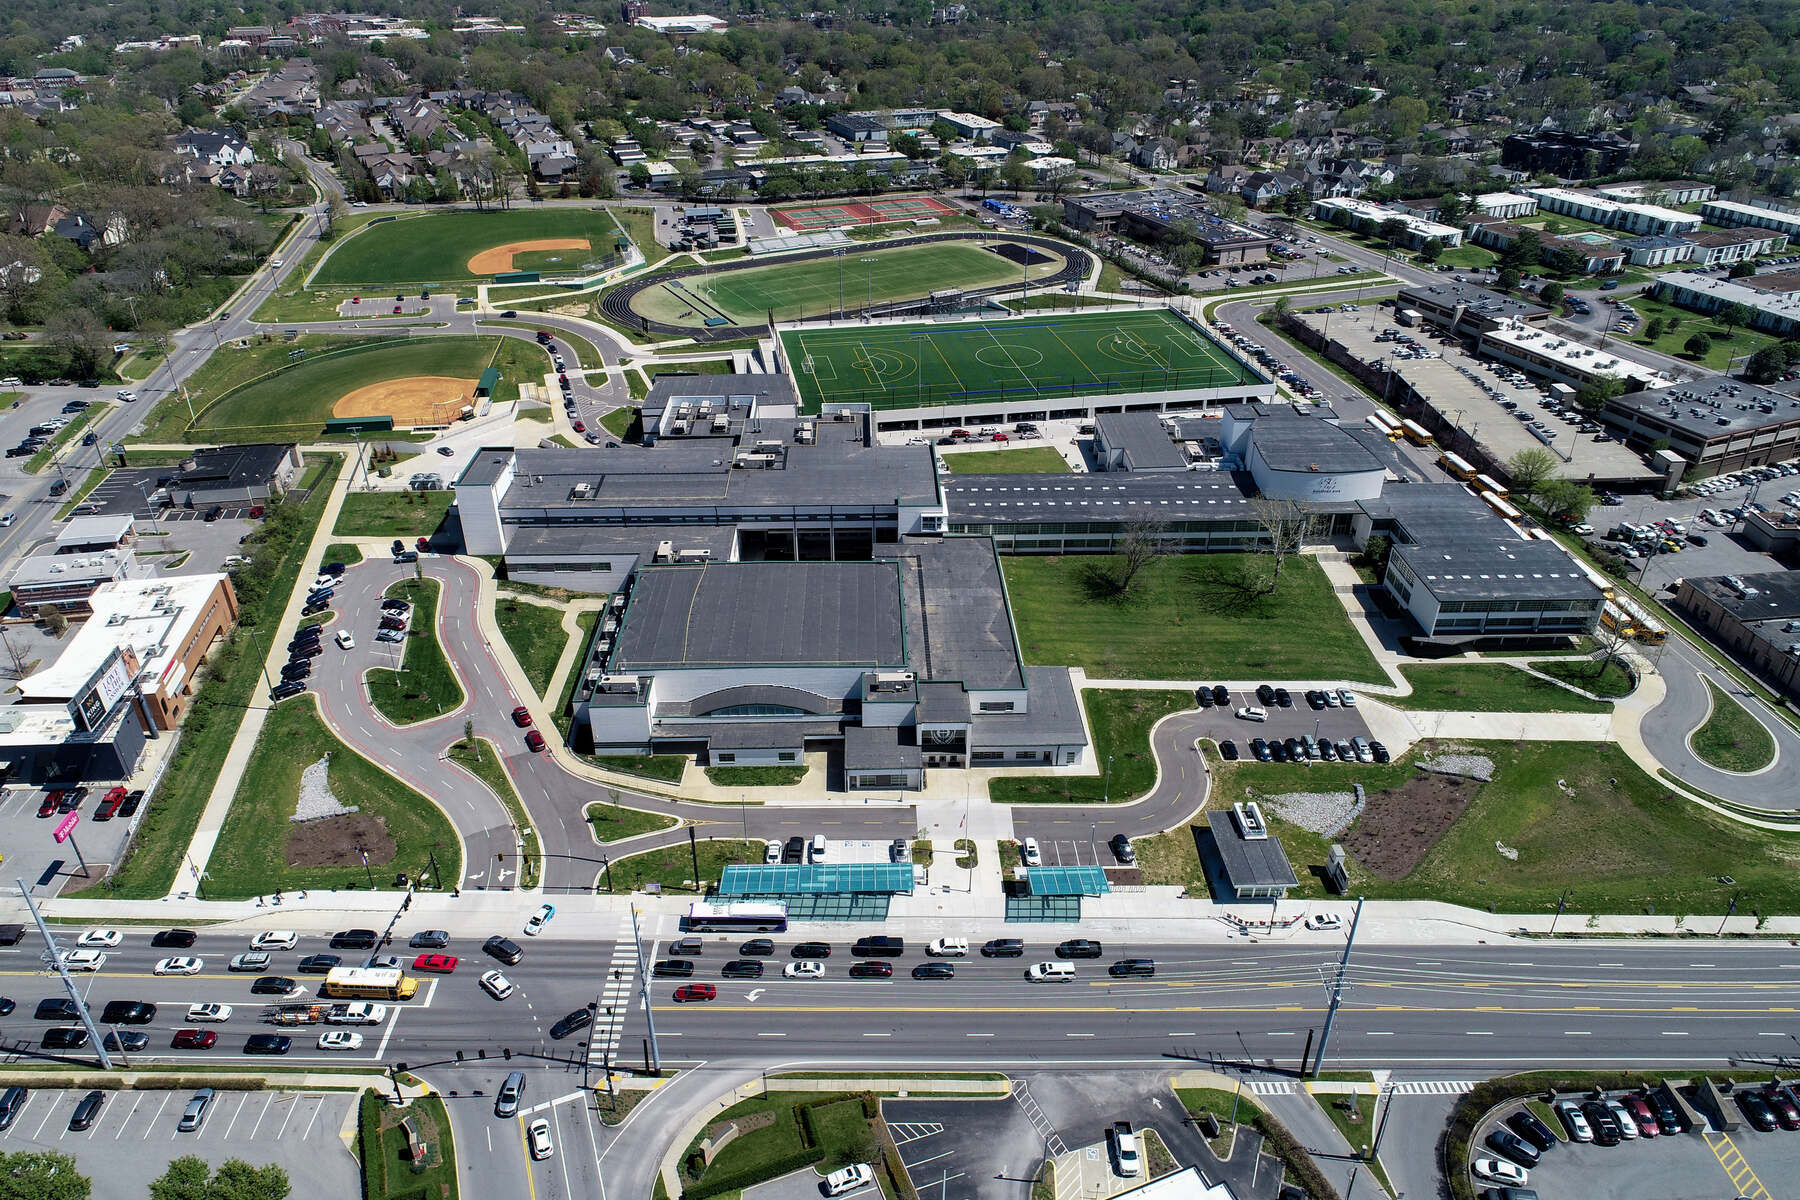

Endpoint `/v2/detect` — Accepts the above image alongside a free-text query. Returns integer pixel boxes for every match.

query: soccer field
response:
[629,241,1061,329]
[781,309,1259,411]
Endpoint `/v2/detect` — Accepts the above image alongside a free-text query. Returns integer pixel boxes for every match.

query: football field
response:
[782,309,1259,411]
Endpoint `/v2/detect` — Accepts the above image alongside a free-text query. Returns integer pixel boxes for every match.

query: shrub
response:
[681,1148,825,1200]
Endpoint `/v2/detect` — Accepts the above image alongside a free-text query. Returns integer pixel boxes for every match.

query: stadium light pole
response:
[835,249,846,319]
[861,256,877,314]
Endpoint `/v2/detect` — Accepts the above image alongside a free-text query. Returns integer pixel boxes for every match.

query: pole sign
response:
[54,811,79,843]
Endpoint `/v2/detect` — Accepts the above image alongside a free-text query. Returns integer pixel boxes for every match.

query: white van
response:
[1026,961,1076,982]
[1021,837,1041,866]
[927,938,968,957]
[808,834,827,863]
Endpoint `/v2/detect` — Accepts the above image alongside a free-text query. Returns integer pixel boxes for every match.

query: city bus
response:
[1366,411,1400,439]
[1437,451,1477,482]
[1480,490,1524,522]
[1472,473,1507,498]
[682,901,789,933]
[1399,419,1434,447]
[321,967,418,1001]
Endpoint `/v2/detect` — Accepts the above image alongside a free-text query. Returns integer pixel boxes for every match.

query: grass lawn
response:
[1615,292,1785,371]
[189,336,505,441]
[552,610,599,741]
[1392,664,1614,713]
[989,689,1189,804]
[367,577,464,725]
[588,753,688,783]
[600,405,635,438]
[683,1092,879,1192]
[1691,679,1777,773]
[363,1092,457,1200]
[1002,554,1384,683]
[943,447,1069,474]
[598,837,763,893]
[205,696,462,897]
[52,466,108,520]
[1315,1095,1394,1192]
[486,334,553,405]
[610,206,672,268]
[25,408,98,474]
[333,491,454,539]
[494,594,569,698]
[1532,657,1635,698]
[587,801,678,843]
[448,739,540,887]
[1144,739,1800,914]
[314,207,627,285]
[703,766,806,787]
[1432,244,1499,270]
[320,543,363,569]
[72,457,345,900]
[1174,1087,1259,1159]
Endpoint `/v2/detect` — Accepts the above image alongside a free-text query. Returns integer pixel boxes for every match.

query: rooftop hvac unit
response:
[711,414,730,434]
[653,540,673,562]
[671,421,689,435]
[754,439,783,452]
[597,674,640,695]
[1233,801,1270,840]
[571,482,592,499]
[673,548,712,563]
[870,670,916,692]
[795,423,816,445]
[584,668,602,687]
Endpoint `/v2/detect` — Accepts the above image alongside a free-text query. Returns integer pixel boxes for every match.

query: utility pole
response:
[1549,889,1568,937]
[628,905,662,1073]
[18,880,113,1068]
[1103,754,1113,802]
[1310,896,1364,1077]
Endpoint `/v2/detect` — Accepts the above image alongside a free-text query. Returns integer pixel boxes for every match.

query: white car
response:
[335,629,355,650]
[1603,1098,1639,1139]
[59,949,106,971]
[186,1003,233,1022]
[822,1163,874,1196]
[1020,837,1041,867]
[528,1118,554,1160]
[327,1003,387,1025]
[155,956,204,975]
[480,970,514,1000]
[1553,1099,1593,1142]
[784,960,825,979]
[311,576,337,592]
[230,952,272,972]
[252,931,297,951]
[1234,705,1268,722]
[1304,913,1344,932]
[114,390,136,402]
[1338,688,1358,707]
[764,840,781,863]
[77,928,122,948]
[524,903,555,935]
[1471,1158,1528,1186]
[318,1031,364,1051]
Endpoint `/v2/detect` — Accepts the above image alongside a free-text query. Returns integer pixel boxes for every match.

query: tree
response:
[38,602,65,637]
[1575,377,1625,414]
[1538,479,1596,523]
[1280,189,1308,218]
[1248,497,1309,594]
[0,1150,90,1199]
[1745,345,1786,383]
[149,1156,211,1200]
[1437,192,1468,224]
[1641,316,1665,341]
[1505,448,1557,498]
[1539,280,1564,305]
[628,162,651,190]
[151,1156,289,1200]
[1360,533,1392,576]
[1717,301,1751,333]
[1729,260,1758,279]
[1683,332,1712,358]
[1377,216,1408,246]
[1497,267,1520,293]
[1105,515,1171,595]
[1417,237,1444,263]
[46,308,109,379]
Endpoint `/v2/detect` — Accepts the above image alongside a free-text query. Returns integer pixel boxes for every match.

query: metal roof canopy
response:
[718,863,916,896]
[1024,866,1111,896]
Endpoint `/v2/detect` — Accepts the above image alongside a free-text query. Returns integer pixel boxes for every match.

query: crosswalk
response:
[1247,1079,1476,1096]
[589,918,639,1068]
[1247,1081,1294,1096]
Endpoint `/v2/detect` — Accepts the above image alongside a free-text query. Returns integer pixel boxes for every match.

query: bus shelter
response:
[1005,866,1111,922]
[717,863,917,921]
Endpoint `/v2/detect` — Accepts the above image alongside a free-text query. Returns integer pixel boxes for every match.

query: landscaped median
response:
[1691,678,1777,773]
[494,590,574,698]
[587,799,678,843]
[357,1090,457,1200]
[368,577,464,725]
[1174,1083,1342,1200]
[1389,661,1627,713]
[598,837,763,894]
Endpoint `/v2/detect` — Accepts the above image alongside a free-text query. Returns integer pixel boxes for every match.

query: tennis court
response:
[774,196,958,231]
[782,309,1261,411]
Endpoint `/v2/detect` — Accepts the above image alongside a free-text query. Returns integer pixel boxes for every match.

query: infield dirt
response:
[468,238,591,274]
[334,375,478,424]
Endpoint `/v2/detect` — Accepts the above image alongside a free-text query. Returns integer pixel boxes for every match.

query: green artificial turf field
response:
[780,308,1258,412]
[312,208,628,286]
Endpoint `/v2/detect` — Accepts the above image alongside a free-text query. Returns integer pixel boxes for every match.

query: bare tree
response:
[1248,496,1310,594]
[1106,514,1173,595]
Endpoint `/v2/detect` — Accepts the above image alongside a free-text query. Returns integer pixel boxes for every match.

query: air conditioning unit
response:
[597,674,640,695]
[1233,802,1270,840]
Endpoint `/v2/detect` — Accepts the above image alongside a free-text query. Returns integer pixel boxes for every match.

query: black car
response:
[289,642,322,658]
[1056,939,1103,959]
[408,930,450,949]
[297,954,341,974]
[1109,959,1156,977]
[852,936,904,957]
[484,935,523,965]
[782,836,805,864]
[848,961,893,978]
[151,929,197,949]
[104,1031,149,1052]
[1109,835,1135,865]
[652,959,695,978]
[1505,1109,1557,1153]
[270,680,306,701]
[68,1090,104,1130]
[1306,689,1328,710]
[380,598,411,614]
[1269,739,1290,762]
[1273,687,1293,708]
[319,562,347,578]
[280,662,311,681]
[1737,1090,1779,1132]
[243,1034,292,1055]
[550,1009,595,1040]
[739,938,775,956]
[250,976,300,995]
[1210,685,1229,706]
[35,998,80,1021]
[1369,741,1390,764]
[1249,737,1272,762]
[912,963,955,979]
[1581,1101,1623,1145]
[1484,1127,1541,1167]
[100,1000,156,1024]
[790,941,831,958]
[301,602,329,617]
[1255,684,1277,706]
[1219,739,1239,761]
[43,1028,90,1050]
[1644,1088,1683,1135]
[982,938,1026,957]
[1195,686,1215,708]
[0,998,11,1017]
[0,1086,26,1131]
[721,959,764,979]
[330,929,378,950]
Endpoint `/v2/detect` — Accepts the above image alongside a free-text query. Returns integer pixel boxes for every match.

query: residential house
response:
[1241,171,1302,208]
[174,129,256,168]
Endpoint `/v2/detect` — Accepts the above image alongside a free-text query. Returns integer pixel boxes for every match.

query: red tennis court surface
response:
[773,196,958,231]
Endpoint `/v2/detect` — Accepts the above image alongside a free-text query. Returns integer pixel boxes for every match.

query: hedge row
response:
[358,1090,384,1200]
[0,1074,269,1091]
[1442,1073,1655,1200]
[682,1148,826,1200]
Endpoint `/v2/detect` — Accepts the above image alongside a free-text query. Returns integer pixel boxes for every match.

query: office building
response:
[1602,377,1800,475]
[1674,573,1800,700]
[9,550,143,618]
[1395,282,1551,336]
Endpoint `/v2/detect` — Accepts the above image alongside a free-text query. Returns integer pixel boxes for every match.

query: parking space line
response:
[247,1094,275,1140]
[145,1092,172,1139]
[25,1093,52,1139]
[302,1096,327,1141]
[220,1093,250,1140]
[115,1092,145,1140]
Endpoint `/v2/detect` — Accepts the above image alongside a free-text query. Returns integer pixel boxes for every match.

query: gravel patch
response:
[291,753,360,822]
[1417,754,1494,782]
[1262,790,1360,838]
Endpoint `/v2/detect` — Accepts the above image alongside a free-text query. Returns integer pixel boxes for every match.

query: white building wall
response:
[1247,451,1386,503]
[455,458,513,555]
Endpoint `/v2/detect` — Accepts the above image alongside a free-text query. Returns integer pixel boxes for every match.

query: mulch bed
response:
[287,813,395,868]
[1341,772,1478,880]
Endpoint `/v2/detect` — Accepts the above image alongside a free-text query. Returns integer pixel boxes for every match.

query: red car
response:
[1765,1086,1800,1131]
[93,787,128,821]
[951,428,971,438]
[672,983,716,1003]
[511,706,533,728]
[525,730,546,752]
[991,431,1009,442]
[1622,1094,1659,1138]
[37,795,58,818]
[392,305,402,314]
[351,296,360,304]
[171,1029,217,1050]
[412,954,458,974]
[416,537,429,552]
[572,421,586,433]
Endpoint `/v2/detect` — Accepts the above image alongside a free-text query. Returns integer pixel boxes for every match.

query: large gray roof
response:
[1363,485,1602,603]
[613,561,906,669]
[944,473,1252,525]
[1207,811,1299,889]
[971,667,1086,747]
[1607,377,1800,441]
[1249,410,1384,475]
[881,539,1024,690]
[1096,411,1189,470]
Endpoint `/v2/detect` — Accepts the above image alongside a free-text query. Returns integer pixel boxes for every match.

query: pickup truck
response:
[1109,1122,1141,1177]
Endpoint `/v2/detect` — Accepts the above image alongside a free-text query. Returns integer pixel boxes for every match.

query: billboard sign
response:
[54,812,78,843]
[70,650,133,733]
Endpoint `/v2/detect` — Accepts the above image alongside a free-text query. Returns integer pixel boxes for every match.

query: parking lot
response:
[883,1095,1039,1200]
[0,780,144,896]
[0,1086,358,1195]
[1587,463,1799,593]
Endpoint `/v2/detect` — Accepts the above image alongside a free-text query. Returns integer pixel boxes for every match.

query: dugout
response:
[474,368,500,399]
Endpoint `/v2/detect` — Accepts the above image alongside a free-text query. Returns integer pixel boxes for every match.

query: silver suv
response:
[495,1071,526,1118]
[178,1088,215,1132]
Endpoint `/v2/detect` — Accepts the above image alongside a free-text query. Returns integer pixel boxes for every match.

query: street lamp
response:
[1102,755,1113,802]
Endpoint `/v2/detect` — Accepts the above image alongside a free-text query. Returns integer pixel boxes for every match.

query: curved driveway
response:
[1636,635,1794,806]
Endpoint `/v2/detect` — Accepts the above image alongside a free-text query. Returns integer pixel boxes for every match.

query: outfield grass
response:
[598,837,763,893]
[449,739,540,887]
[205,696,462,898]
[1392,664,1614,713]
[989,689,1190,804]
[1002,554,1384,683]
[943,447,1069,474]
[367,577,463,725]
[192,337,506,440]
[494,594,569,698]
[631,241,1056,328]
[587,801,678,843]
[333,492,454,539]
[1692,678,1777,772]
[314,208,627,285]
